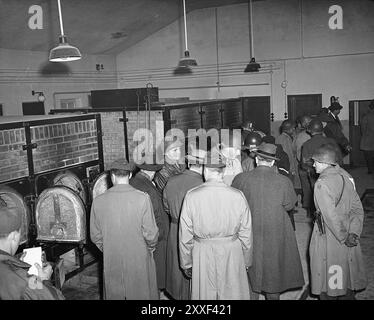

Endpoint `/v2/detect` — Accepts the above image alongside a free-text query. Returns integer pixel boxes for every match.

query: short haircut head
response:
[110,168,131,178]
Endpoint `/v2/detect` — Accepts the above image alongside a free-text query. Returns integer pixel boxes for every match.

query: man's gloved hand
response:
[344,233,359,247]
[184,268,192,278]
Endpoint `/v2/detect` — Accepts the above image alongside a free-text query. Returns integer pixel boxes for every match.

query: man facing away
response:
[163,147,205,300]
[130,163,168,297]
[90,158,159,299]
[300,119,338,215]
[0,206,64,300]
[276,120,298,186]
[309,144,367,300]
[179,151,252,300]
[232,143,304,300]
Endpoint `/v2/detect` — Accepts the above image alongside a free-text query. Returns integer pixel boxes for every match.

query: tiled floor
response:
[62,167,374,300]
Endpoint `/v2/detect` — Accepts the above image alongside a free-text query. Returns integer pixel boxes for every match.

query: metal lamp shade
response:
[49,36,82,62]
[244,58,261,72]
[178,50,197,67]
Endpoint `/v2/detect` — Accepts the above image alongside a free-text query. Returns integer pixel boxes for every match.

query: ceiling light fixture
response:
[32,90,45,102]
[244,0,260,72]
[49,0,82,62]
[177,0,197,68]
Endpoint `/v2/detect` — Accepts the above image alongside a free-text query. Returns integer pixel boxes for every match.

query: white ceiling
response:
[0,0,254,55]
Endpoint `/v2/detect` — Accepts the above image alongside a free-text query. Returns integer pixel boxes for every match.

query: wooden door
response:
[349,100,373,167]
[287,94,322,122]
[242,96,271,135]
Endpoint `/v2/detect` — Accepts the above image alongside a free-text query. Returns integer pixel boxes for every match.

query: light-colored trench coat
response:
[309,166,367,296]
[90,184,159,300]
[179,180,252,300]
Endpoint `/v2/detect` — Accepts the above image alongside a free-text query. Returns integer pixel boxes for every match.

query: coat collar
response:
[109,184,135,192]
[184,169,203,179]
[0,249,31,269]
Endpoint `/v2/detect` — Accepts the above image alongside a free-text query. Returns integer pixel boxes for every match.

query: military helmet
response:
[307,119,324,135]
[312,144,338,165]
[243,132,262,150]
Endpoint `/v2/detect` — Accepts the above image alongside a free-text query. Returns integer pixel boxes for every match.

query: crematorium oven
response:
[0,114,104,288]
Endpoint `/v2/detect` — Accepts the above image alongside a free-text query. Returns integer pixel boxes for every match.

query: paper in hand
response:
[23,247,42,276]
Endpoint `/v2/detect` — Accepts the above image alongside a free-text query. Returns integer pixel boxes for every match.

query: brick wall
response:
[100,112,126,169]
[99,110,164,168]
[0,128,28,182]
[32,119,98,173]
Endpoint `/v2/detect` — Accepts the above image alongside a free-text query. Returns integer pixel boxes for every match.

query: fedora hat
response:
[254,143,279,161]
[185,147,207,165]
[328,102,343,112]
[164,138,184,154]
[136,163,163,171]
[204,151,226,168]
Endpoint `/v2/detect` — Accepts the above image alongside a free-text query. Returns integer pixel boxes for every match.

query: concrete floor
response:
[62,167,374,300]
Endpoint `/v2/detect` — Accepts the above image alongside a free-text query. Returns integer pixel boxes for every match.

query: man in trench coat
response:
[179,151,252,300]
[309,144,367,299]
[163,148,205,300]
[130,163,168,294]
[232,143,304,300]
[90,159,159,299]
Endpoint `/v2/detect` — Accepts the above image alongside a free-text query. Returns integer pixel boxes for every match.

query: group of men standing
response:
[89,98,368,300]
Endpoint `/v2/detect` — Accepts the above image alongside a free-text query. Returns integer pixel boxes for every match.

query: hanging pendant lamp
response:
[49,0,81,62]
[244,0,260,72]
[177,0,197,68]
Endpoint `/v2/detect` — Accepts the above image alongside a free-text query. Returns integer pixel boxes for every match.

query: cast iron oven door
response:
[0,186,30,245]
[52,171,87,205]
[91,171,111,200]
[35,186,86,242]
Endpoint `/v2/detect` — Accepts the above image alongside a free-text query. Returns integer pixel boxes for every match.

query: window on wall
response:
[60,98,78,109]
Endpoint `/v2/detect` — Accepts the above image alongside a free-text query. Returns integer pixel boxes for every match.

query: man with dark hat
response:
[0,206,64,300]
[276,120,298,186]
[360,100,374,175]
[90,158,159,299]
[309,144,367,300]
[262,135,291,178]
[179,151,252,299]
[154,137,186,194]
[300,119,339,215]
[232,143,304,300]
[163,147,205,300]
[130,162,168,298]
[323,97,352,156]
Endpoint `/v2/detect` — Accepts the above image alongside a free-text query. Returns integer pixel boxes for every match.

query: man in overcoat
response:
[232,143,304,300]
[179,152,253,300]
[323,100,352,156]
[360,100,374,174]
[309,144,367,300]
[90,158,159,299]
[130,163,168,295]
[276,120,298,186]
[300,119,338,215]
[163,148,205,299]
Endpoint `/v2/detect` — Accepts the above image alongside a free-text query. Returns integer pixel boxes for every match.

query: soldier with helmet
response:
[300,119,338,214]
[241,131,263,172]
[309,144,367,300]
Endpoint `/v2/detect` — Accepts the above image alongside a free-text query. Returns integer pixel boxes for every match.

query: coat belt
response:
[193,234,238,242]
